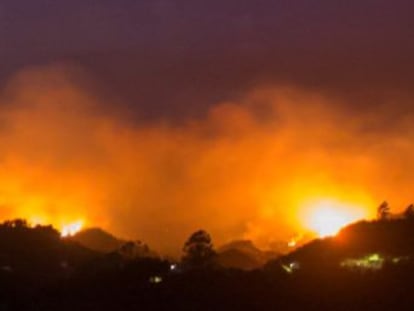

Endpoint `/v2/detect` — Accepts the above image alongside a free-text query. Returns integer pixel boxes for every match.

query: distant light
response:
[392,256,409,264]
[149,276,163,284]
[281,264,292,274]
[170,264,177,271]
[61,221,83,237]
[340,253,384,271]
[281,261,300,274]
[367,254,380,262]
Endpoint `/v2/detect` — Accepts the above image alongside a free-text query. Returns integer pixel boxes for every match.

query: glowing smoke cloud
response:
[0,65,413,255]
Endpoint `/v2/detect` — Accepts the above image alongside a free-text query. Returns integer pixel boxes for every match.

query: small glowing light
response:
[392,256,409,264]
[341,253,384,270]
[170,264,177,271]
[368,254,380,262]
[281,264,292,274]
[281,261,300,274]
[61,221,83,237]
[149,276,163,284]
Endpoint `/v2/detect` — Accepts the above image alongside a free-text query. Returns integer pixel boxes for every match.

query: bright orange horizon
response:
[0,65,412,255]
[300,198,371,238]
[24,197,372,242]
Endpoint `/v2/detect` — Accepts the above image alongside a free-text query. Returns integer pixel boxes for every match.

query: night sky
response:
[2,1,414,118]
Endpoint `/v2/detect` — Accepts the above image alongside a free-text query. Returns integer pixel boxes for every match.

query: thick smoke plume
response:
[0,65,413,255]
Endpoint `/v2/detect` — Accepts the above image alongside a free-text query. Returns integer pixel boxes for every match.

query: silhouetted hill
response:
[216,248,262,270]
[70,228,124,253]
[217,240,278,270]
[0,220,98,282]
[4,218,414,310]
[269,218,414,271]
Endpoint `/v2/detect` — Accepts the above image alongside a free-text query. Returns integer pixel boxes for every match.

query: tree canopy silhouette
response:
[404,204,414,219]
[182,230,216,268]
[377,201,390,220]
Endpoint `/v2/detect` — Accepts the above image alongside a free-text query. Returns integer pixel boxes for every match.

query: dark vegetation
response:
[2,204,414,310]
[69,227,124,253]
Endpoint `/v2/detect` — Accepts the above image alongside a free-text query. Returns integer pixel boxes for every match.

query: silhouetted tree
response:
[2,219,28,229]
[182,230,216,268]
[377,201,390,220]
[404,204,414,219]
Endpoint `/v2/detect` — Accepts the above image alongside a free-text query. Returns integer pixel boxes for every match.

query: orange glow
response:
[287,234,303,248]
[2,65,413,255]
[287,239,297,247]
[61,221,84,237]
[28,216,47,227]
[301,199,368,237]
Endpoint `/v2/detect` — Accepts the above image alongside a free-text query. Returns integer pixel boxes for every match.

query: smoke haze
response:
[0,64,413,255]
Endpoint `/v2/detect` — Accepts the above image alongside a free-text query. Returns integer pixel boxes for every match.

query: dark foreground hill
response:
[267,217,414,272]
[0,220,98,279]
[2,218,414,310]
[216,240,278,270]
[69,227,124,253]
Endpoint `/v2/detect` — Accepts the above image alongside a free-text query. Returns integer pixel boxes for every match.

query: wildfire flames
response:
[61,221,84,237]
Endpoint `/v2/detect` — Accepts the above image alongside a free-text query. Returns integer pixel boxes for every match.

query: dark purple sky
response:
[1,0,414,119]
